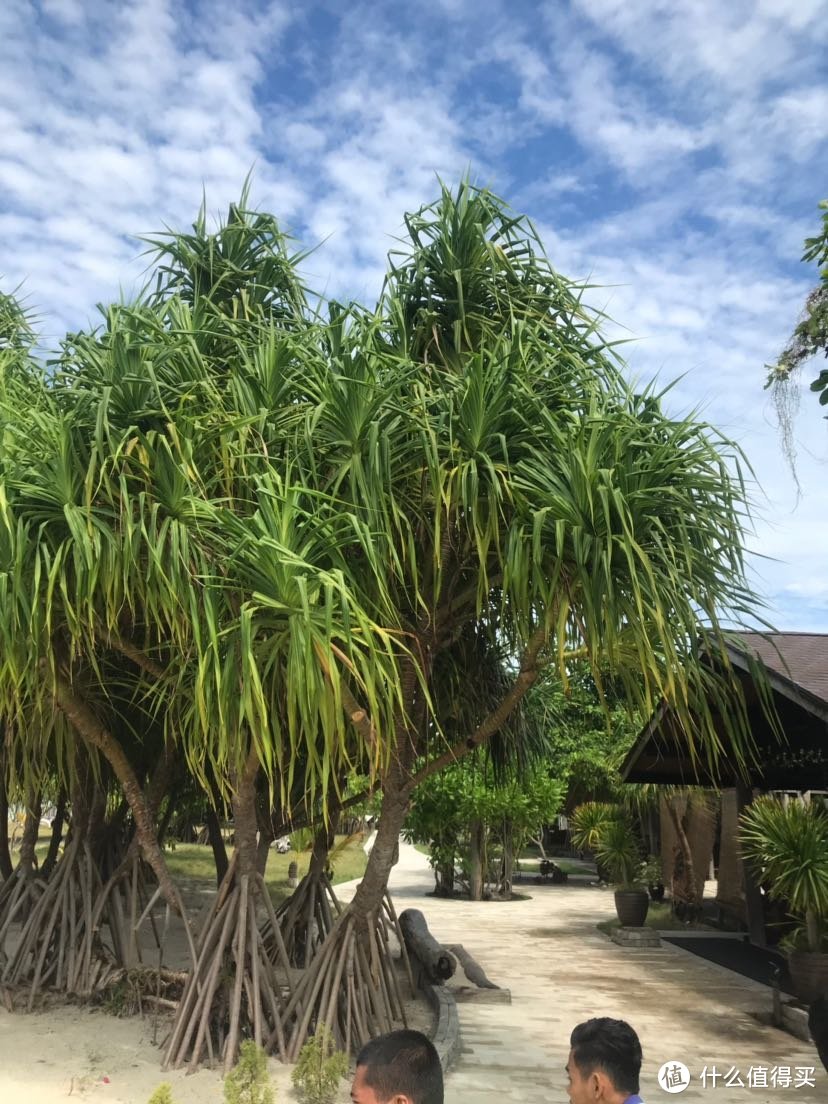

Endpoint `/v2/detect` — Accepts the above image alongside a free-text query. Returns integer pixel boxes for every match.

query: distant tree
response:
[524,665,640,811]
[404,757,563,900]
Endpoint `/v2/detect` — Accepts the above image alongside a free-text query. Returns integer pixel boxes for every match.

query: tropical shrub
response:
[570,802,644,887]
[739,796,828,952]
[292,1024,349,1104]
[224,1041,274,1104]
[147,1086,175,1104]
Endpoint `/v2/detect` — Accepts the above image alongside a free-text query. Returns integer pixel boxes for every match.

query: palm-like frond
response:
[0,181,767,824]
[739,796,828,919]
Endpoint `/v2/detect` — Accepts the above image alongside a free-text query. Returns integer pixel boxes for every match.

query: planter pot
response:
[614,889,649,928]
[648,883,665,903]
[787,950,828,1005]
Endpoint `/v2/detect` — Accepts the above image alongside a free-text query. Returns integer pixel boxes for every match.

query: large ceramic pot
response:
[788,950,828,1004]
[614,889,650,927]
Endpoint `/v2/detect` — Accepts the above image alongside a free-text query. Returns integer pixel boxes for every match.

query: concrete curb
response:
[424,983,462,1073]
[780,1002,811,1043]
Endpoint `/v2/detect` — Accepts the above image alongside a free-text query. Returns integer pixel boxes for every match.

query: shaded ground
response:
[662,935,794,995]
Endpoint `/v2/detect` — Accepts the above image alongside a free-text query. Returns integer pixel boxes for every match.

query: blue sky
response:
[2,0,828,627]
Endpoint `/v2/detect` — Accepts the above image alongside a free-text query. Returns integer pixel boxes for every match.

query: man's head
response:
[351,1030,443,1104]
[566,1018,642,1104]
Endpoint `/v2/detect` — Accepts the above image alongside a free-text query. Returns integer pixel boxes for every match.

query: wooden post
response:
[735,779,766,947]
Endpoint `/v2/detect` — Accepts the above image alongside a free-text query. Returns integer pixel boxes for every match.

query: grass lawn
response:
[165,836,367,905]
[26,825,368,909]
[517,856,591,876]
[597,901,713,934]
[167,836,367,904]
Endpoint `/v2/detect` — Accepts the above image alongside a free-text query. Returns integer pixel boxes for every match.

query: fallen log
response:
[445,943,499,989]
[399,908,456,985]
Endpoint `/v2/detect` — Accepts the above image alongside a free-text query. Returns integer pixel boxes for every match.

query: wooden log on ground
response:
[399,908,455,985]
[445,943,499,989]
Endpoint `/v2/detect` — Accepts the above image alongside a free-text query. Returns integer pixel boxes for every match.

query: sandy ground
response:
[0,986,431,1104]
[0,854,429,1104]
[0,1003,246,1103]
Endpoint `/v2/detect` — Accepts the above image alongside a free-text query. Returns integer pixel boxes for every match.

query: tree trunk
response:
[435,851,455,896]
[17,789,42,873]
[468,818,484,901]
[85,783,109,862]
[231,750,260,880]
[255,828,273,876]
[666,796,699,920]
[498,820,514,900]
[52,672,183,918]
[529,828,548,861]
[205,804,229,886]
[399,908,455,983]
[163,746,294,1073]
[646,807,659,858]
[40,788,67,880]
[0,767,132,1005]
[0,765,13,880]
[806,907,820,953]
[351,758,411,921]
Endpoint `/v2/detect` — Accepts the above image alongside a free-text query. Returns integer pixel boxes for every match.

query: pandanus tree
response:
[218,182,763,1056]
[0,197,319,1013]
[0,181,764,1069]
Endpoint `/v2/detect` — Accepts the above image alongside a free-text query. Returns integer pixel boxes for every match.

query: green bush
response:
[224,1041,274,1104]
[147,1086,175,1104]
[292,1024,349,1104]
[740,796,828,952]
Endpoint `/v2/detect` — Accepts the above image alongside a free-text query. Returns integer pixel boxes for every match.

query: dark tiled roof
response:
[728,632,828,707]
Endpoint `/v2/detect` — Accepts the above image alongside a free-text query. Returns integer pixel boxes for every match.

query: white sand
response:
[0,850,431,1104]
[0,1005,298,1104]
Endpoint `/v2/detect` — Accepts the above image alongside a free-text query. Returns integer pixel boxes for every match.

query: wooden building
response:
[620,632,828,944]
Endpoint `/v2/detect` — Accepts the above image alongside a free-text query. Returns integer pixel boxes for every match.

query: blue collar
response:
[623,1096,644,1104]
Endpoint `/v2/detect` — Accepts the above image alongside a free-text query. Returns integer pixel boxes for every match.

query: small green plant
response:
[147,1085,176,1104]
[639,855,663,885]
[292,1024,349,1104]
[596,816,643,888]
[569,802,622,852]
[290,826,314,852]
[224,1041,274,1104]
[570,802,643,888]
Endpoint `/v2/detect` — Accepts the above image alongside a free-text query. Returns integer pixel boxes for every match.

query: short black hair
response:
[356,1029,443,1104]
[570,1018,642,1094]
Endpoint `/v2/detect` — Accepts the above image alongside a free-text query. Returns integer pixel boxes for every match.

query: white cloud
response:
[0,0,826,627]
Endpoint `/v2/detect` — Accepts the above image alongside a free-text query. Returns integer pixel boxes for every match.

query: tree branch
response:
[338,681,377,753]
[406,625,549,792]
[49,665,186,921]
[104,633,166,681]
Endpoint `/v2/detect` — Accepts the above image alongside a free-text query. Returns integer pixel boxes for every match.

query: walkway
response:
[339,843,824,1103]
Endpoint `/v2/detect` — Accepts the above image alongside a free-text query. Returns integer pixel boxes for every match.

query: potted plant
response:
[740,796,828,1004]
[596,816,649,927]
[640,855,665,902]
[569,802,619,884]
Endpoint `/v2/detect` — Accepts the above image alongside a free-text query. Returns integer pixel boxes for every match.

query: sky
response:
[1,0,827,628]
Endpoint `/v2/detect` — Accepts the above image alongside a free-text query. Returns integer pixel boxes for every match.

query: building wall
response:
[715,788,745,918]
